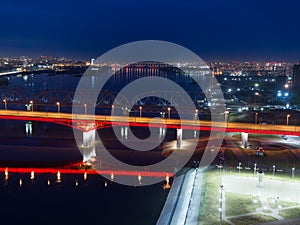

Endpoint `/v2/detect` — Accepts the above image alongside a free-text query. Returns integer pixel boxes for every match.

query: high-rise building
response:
[292,63,300,87]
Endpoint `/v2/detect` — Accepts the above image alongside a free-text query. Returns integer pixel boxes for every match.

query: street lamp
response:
[84,104,87,116]
[112,105,114,116]
[273,165,276,176]
[292,167,295,179]
[56,102,60,113]
[139,106,142,118]
[167,107,171,119]
[160,111,165,118]
[254,92,259,110]
[224,110,229,122]
[287,114,291,126]
[255,112,258,124]
[194,109,199,120]
[219,185,224,222]
[3,99,7,110]
[254,163,257,176]
[29,100,33,112]
[238,162,241,174]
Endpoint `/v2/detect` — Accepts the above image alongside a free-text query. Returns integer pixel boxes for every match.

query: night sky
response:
[1,0,300,62]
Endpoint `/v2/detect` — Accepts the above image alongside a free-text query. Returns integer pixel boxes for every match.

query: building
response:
[292,63,300,87]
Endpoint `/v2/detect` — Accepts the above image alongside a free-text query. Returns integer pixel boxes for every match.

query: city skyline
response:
[0,0,300,62]
[0,55,299,64]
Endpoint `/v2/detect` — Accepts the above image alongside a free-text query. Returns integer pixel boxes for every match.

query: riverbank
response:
[157,168,204,225]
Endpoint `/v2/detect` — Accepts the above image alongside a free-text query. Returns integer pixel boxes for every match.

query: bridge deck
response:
[0,110,299,135]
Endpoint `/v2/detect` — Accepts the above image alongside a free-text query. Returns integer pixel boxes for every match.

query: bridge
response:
[0,109,299,135]
[0,109,299,162]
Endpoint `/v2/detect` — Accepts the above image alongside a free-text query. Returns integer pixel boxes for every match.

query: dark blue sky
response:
[1,0,300,62]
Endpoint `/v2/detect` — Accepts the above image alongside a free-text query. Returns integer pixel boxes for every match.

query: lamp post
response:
[238,162,241,174]
[273,165,276,176]
[3,99,7,110]
[160,111,165,119]
[255,112,258,124]
[292,167,295,179]
[254,92,259,110]
[112,105,114,116]
[254,163,257,176]
[29,100,33,112]
[139,106,142,118]
[56,102,60,113]
[224,110,229,122]
[84,104,87,116]
[219,185,224,223]
[194,109,198,120]
[167,107,171,119]
[287,114,291,126]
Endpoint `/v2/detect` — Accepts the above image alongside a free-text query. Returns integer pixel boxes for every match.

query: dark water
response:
[0,172,169,225]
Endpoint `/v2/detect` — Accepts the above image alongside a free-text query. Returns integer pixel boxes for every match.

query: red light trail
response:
[0,109,299,135]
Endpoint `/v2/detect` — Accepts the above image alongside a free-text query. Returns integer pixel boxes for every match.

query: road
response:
[0,110,300,135]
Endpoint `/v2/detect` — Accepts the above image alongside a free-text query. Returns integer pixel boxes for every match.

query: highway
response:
[0,109,299,135]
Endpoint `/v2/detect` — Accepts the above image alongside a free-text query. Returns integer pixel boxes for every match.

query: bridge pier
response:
[177,128,182,149]
[159,127,166,139]
[193,130,198,138]
[121,126,128,140]
[25,121,32,136]
[241,132,248,148]
[82,129,96,163]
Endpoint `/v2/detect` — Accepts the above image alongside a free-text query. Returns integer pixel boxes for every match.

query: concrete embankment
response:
[156,171,186,225]
[157,169,204,225]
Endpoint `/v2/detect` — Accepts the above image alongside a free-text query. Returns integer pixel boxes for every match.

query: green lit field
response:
[198,169,300,225]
